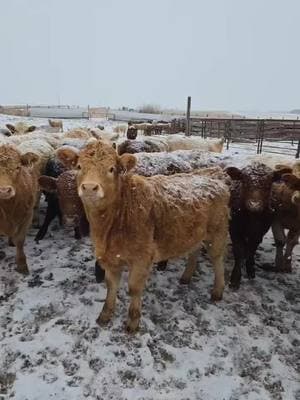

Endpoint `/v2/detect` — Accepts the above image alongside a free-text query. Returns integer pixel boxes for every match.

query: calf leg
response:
[230,237,245,290]
[283,230,299,272]
[12,236,29,275]
[272,222,286,271]
[156,260,168,271]
[208,240,226,301]
[127,265,151,332]
[94,260,105,283]
[32,192,41,228]
[74,226,81,240]
[35,203,58,242]
[180,249,201,284]
[245,238,261,279]
[96,267,122,325]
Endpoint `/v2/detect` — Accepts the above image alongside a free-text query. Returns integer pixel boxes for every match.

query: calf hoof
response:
[96,311,112,326]
[179,276,191,285]
[95,261,105,283]
[96,304,114,326]
[34,231,45,242]
[126,318,140,333]
[246,269,256,280]
[16,264,29,275]
[211,289,223,302]
[281,260,292,273]
[156,260,168,271]
[8,238,15,247]
[74,230,81,240]
[275,259,284,271]
[125,321,139,333]
[229,280,240,291]
[126,308,140,333]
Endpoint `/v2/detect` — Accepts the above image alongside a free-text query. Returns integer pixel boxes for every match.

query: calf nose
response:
[247,200,262,211]
[79,182,104,198]
[81,183,99,192]
[0,186,15,198]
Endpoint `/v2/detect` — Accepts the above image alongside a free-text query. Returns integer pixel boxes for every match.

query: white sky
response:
[0,0,299,111]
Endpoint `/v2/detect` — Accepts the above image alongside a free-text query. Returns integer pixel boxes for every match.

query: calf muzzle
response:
[246,199,263,212]
[0,186,15,199]
[79,182,104,199]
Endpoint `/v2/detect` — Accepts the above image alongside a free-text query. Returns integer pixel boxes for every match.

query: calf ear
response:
[26,125,37,133]
[118,154,137,173]
[39,176,58,192]
[224,166,243,180]
[21,152,39,167]
[272,167,293,181]
[281,173,300,189]
[56,147,79,169]
[6,124,16,134]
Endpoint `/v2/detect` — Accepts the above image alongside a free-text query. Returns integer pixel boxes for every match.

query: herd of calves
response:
[0,120,299,332]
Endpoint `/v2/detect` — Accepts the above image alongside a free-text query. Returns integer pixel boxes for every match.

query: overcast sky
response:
[0,0,299,111]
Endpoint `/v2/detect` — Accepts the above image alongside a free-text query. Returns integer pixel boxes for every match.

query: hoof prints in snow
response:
[0,227,299,400]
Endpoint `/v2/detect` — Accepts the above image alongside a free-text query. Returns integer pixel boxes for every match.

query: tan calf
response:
[48,119,63,132]
[57,141,230,332]
[0,145,39,274]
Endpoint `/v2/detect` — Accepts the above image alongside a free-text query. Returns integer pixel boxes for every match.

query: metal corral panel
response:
[30,106,89,119]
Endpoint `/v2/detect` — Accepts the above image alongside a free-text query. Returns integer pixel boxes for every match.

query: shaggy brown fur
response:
[57,141,230,332]
[0,145,39,274]
[270,173,300,272]
[38,170,89,238]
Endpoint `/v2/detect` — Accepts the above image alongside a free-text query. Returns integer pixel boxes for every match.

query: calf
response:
[0,145,39,274]
[35,157,66,241]
[6,122,37,135]
[57,141,230,332]
[270,172,300,272]
[36,159,89,241]
[126,126,138,140]
[117,139,165,155]
[48,119,63,132]
[225,163,291,289]
[37,157,105,282]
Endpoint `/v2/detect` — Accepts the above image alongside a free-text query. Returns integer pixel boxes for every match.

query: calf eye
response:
[109,167,115,173]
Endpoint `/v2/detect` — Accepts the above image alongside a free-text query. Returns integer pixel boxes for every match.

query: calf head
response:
[6,123,36,135]
[39,170,85,226]
[281,174,300,205]
[57,140,136,210]
[226,162,292,212]
[0,145,39,199]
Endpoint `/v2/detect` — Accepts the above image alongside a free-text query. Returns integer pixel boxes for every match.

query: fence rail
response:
[188,117,300,158]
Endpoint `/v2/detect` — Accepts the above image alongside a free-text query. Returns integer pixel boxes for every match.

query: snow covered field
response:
[0,116,299,400]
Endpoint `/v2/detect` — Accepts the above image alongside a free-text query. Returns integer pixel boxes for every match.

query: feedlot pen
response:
[189,117,300,157]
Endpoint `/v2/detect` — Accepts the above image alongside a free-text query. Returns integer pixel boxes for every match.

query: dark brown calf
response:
[225,162,291,289]
[38,170,89,239]
[270,173,300,272]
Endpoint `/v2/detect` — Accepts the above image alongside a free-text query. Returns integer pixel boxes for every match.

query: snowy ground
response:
[0,116,299,400]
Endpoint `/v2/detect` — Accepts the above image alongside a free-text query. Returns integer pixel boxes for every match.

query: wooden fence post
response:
[225,120,231,150]
[296,139,300,158]
[256,120,265,154]
[186,96,191,136]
